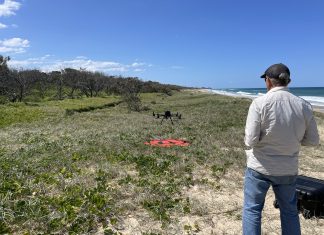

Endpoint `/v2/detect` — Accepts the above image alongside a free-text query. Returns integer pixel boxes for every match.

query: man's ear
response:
[266,78,274,90]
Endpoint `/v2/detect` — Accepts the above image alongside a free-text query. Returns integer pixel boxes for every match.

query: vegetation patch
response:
[0,103,45,128]
[65,101,123,115]
[2,90,316,233]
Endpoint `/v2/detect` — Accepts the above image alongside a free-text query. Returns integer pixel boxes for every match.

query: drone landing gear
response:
[161,112,174,125]
[153,111,181,125]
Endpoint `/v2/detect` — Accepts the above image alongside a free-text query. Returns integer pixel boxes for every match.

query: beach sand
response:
[314,106,324,114]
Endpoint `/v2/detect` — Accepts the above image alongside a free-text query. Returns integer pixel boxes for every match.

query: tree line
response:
[0,55,184,106]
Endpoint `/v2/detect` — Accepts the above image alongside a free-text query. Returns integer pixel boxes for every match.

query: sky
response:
[1,0,324,88]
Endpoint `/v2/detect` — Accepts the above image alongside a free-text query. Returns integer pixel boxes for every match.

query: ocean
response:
[211,87,324,107]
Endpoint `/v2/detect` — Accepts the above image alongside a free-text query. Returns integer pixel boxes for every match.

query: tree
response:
[78,70,106,97]
[118,77,143,111]
[0,55,184,102]
[62,68,81,98]
[0,55,11,97]
[92,72,106,97]
[49,71,64,100]
[29,70,49,99]
[10,69,38,102]
[104,76,119,95]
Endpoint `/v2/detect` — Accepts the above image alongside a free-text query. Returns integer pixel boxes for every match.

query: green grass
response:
[0,90,288,233]
[0,96,120,128]
[43,96,119,109]
[0,103,45,128]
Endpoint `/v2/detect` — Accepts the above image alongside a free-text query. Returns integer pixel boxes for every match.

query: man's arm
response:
[244,101,261,147]
[301,108,320,146]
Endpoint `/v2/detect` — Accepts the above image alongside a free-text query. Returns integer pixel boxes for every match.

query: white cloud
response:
[0,22,7,29]
[0,0,21,17]
[131,62,146,67]
[0,37,30,53]
[8,56,150,74]
[2,37,29,47]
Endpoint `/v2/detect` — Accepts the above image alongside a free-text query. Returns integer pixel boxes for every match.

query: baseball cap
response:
[260,63,290,79]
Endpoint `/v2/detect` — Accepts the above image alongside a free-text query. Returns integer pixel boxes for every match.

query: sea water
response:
[211,87,324,107]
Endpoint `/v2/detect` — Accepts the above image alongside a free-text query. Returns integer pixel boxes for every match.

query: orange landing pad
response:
[145,139,189,147]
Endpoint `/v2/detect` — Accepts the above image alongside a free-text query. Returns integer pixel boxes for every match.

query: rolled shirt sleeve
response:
[301,108,320,146]
[245,101,261,147]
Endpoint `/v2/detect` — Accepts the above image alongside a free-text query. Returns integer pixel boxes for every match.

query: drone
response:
[153,111,182,124]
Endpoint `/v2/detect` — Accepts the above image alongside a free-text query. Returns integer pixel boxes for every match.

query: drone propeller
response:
[152,111,182,123]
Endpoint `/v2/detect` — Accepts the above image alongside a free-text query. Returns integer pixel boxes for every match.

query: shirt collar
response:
[267,86,288,94]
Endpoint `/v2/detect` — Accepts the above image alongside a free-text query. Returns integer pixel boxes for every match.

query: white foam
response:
[211,89,260,99]
[237,91,252,95]
[300,96,324,107]
[211,89,324,107]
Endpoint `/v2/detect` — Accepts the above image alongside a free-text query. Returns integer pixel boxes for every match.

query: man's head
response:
[261,63,291,89]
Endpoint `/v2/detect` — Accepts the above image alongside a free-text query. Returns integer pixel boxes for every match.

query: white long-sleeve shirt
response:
[244,86,319,176]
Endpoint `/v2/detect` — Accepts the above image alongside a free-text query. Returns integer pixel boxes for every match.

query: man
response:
[242,63,320,235]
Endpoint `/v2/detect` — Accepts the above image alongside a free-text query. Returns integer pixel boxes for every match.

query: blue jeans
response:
[242,168,301,235]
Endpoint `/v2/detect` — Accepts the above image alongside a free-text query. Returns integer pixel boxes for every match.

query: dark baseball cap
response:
[260,63,290,79]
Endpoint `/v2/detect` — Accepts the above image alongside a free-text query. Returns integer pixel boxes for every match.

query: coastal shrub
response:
[122,93,142,112]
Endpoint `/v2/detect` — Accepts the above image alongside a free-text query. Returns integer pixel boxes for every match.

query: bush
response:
[0,95,8,104]
[123,93,142,112]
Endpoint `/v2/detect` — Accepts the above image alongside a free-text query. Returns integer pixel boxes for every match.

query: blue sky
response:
[1,0,324,88]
